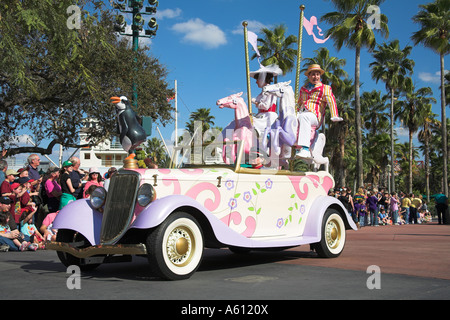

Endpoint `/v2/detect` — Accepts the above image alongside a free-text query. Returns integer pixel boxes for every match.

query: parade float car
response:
[47,141,357,280]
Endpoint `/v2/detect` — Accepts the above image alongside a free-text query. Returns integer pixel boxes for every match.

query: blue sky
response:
[11,0,448,166]
[147,0,447,148]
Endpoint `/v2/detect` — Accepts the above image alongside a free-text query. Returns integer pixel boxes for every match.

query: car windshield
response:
[170,137,304,176]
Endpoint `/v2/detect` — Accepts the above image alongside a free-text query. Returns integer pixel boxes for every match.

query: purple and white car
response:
[47,142,357,280]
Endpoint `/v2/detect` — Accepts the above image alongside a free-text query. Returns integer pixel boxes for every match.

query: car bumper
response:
[46,241,147,258]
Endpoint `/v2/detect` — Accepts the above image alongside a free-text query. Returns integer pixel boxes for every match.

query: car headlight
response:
[137,183,156,207]
[90,187,107,209]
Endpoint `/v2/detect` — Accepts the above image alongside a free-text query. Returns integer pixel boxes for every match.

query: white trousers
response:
[296,111,319,147]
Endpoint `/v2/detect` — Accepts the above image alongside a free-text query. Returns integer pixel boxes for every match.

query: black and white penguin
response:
[110,96,147,154]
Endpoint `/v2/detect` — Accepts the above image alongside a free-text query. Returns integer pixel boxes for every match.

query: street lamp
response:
[112,0,159,136]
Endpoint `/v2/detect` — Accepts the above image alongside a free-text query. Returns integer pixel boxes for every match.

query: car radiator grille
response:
[100,171,140,245]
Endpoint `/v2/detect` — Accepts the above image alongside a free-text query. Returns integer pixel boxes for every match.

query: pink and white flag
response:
[303,16,330,44]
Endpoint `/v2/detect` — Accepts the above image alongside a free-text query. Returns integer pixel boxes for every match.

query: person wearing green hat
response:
[59,160,76,209]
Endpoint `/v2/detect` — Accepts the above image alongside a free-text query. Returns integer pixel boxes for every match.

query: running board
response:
[46,242,147,258]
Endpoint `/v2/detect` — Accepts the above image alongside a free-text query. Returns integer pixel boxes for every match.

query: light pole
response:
[112,0,158,117]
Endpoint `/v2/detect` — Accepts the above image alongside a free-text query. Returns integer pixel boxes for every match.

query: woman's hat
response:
[89,167,100,174]
[250,64,282,79]
[304,64,325,76]
[62,160,73,168]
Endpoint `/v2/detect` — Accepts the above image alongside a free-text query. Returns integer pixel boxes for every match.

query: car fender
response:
[131,195,251,245]
[52,199,103,246]
[303,195,358,241]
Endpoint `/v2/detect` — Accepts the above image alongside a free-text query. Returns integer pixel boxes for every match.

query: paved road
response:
[1,223,449,303]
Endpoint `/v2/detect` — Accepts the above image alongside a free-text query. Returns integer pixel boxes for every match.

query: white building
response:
[79,120,128,171]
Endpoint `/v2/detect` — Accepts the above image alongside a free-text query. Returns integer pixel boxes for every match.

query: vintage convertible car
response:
[47,141,357,280]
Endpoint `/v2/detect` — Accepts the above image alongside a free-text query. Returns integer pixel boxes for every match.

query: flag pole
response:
[242,21,253,123]
[295,5,306,102]
[291,5,305,171]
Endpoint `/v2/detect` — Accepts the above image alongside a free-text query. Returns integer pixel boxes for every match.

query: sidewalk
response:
[283,222,450,280]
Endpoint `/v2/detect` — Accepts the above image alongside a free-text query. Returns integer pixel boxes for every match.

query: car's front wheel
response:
[146,212,204,280]
[312,209,346,258]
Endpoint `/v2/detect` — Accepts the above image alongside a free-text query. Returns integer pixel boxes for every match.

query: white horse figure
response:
[262,81,329,171]
[302,128,329,172]
[217,92,254,164]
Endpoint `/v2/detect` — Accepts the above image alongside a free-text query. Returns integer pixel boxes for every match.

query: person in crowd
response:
[389,192,400,225]
[84,185,98,198]
[59,160,76,209]
[366,191,379,226]
[44,166,62,213]
[398,206,406,225]
[69,156,88,199]
[0,160,8,185]
[10,182,28,225]
[346,187,355,221]
[16,177,38,225]
[26,154,42,194]
[409,193,422,224]
[103,167,117,191]
[0,196,21,250]
[0,211,33,251]
[20,210,43,250]
[378,207,390,225]
[400,193,411,224]
[338,188,353,218]
[354,198,367,227]
[83,167,104,198]
[17,167,29,178]
[377,189,387,216]
[433,192,448,224]
[40,210,59,242]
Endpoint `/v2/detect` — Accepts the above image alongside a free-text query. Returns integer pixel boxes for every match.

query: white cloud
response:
[231,20,271,35]
[171,18,227,49]
[418,70,449,84]
[155,8,182,20]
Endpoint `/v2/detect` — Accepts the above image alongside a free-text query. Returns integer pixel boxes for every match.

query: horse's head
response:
[262,81,292,96]
[217,92,243,109]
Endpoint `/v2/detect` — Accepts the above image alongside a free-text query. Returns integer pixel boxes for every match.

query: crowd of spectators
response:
[330,186,448,228]
[0,153,118,252]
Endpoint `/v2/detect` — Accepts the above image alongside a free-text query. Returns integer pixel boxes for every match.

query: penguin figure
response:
[110,96,147,158]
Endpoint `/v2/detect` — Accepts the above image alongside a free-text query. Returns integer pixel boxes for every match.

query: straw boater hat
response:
[304,64,325,76]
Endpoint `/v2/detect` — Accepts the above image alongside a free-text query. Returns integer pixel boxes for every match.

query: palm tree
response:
[360,90,389,136]
[321,0,389,188]
[144,137,170,168]
[395,86,436,193]
[411,0,450,197]
[252,24,298,81]
[418,109,440,201]
[185,108,215,136]
[361,90,389,187]
[301,47,348,88]
[370,39,415,192]
[396,142,420,192]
